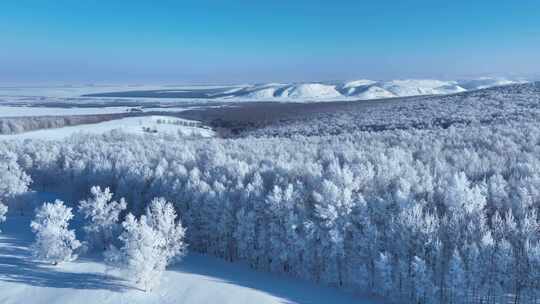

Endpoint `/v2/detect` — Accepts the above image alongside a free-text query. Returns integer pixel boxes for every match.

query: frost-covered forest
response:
[1,83,540,303]
[184,82,540,138]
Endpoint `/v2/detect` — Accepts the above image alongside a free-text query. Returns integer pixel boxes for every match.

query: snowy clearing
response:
[0,116,215,140]
[0,216,371,304]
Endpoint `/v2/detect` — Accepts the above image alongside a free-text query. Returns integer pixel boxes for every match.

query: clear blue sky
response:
[1,0,539,84]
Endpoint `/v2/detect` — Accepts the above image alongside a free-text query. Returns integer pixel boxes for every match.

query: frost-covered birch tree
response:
[107,197,186,291]
[30,200,81,264]
[79,186,127,250]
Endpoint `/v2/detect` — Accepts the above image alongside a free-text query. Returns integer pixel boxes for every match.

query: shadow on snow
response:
[172,254,375,304]
[0,222,131,292]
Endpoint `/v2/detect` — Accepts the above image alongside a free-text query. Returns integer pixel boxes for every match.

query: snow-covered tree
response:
[30,200,81,265]
[111,213,165,291]
[0,151,31,214]
[0,201,7,232]
[78,186,127,250]
[0,202,7,223]
[447,250,466,304]
[145,197,187,264]
[0,151,31,198]
[443,171,486,214]
[526,241,540,303]
[108,197,186,291]
[374,252,394,299]
[412,256,437,304]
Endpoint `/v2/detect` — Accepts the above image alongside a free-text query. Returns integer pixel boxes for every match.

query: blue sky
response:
[1,0,539,84]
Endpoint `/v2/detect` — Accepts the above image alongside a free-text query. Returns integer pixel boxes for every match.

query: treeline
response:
[0,113,128,134]
[1,121,540,303]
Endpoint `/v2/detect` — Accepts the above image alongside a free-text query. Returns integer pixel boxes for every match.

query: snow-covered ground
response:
[0,216,373,304]
[0,116,215,140]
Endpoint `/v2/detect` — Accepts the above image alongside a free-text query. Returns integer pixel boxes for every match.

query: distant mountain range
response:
[82,77,529,102]
[219,77,527,100]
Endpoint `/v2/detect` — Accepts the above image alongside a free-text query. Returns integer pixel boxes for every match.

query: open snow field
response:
[0,216,371,304]
[0,84,235,98]
[0,116,215,140]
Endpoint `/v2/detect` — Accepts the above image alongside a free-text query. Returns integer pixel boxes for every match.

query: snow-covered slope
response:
[379,79,466,96]
[237,83,342,100]
[0,216,376,304]
[281,83,342,99]
[240,83,287,99]
[342,79,377,88]
[352,86,396,100]
[0,116,215,140]
[245,87,278,99]
[456,77,527,90]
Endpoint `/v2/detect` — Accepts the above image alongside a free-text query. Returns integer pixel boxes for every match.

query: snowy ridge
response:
[188,77,528,101]
[379,79,466,97]
[282,83,342,99]
[456,77,524,90]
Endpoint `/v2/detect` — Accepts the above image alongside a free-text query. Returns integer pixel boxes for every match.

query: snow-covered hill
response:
[456,77,524,90]
[283,83,342,99]
[1,77,528,104]
[350,85,396,100]
[378,79,466,97]
[225,77,524,101]
[87,77,526,102]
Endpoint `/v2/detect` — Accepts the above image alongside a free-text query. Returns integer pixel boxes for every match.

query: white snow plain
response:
[0,216,375,304]
[0,84,236,98]
[0,106,135,117]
